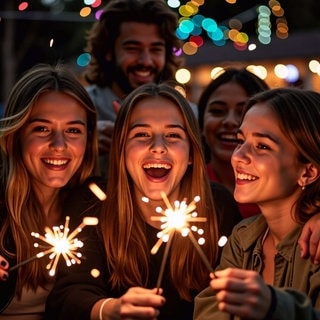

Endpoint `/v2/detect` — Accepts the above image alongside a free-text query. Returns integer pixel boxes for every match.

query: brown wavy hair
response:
[100,82,219,301]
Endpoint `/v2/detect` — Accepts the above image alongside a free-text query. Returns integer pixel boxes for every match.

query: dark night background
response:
[0,0,319,105]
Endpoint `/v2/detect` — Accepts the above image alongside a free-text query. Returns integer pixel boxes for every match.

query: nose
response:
[232,142,251,164]
[49,131,67,151]
[150,135,167,154]
[222,110,239,128]
[138,49,152,65]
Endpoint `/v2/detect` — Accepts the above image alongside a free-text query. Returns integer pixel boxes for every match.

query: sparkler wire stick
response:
[188,231,214,273]
[156,230,174,293]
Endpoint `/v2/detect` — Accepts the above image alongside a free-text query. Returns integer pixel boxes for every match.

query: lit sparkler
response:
[9,183,105,275]
[144,191,214,290]
[9,216,98,276]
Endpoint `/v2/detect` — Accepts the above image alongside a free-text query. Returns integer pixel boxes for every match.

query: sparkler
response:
[9,216,98,276]
[9,182,105,275]
[144,191,214,290]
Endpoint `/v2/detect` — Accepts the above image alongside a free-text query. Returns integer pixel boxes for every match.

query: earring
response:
[302,185,306,190]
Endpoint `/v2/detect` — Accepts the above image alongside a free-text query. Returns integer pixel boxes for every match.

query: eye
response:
[66,127,82,134]
[133,131,150,138]
[166,132,182,139]
[207,106,226,117]
[150,46,165,54]
[33,126,49,132]
[256,143,270,150]
[33,126,49,134]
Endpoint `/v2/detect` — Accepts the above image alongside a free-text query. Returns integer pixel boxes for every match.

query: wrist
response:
[99,298,114,320]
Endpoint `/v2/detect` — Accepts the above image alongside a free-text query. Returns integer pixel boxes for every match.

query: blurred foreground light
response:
[175,68,191,84]
[246,65,267,80]
[167,0,181,9]
[309,60,320,75]
[274,64,288,79]
[210,67,224,79]
[285,64,299,83]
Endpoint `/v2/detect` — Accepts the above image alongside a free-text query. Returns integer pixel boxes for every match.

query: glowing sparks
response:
[144,191,213,290]
[9,216,98,276]
[146,191,206,255]
[89,182,107,201]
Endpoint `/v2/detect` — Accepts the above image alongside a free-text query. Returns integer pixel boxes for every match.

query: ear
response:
[298,163,320,188]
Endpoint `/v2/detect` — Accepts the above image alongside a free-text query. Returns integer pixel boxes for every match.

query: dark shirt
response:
[45,181,241,320]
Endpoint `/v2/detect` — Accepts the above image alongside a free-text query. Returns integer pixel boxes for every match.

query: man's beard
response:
[113,64,163,96]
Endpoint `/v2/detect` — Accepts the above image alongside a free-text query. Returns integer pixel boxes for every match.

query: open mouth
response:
[218,133,238,144]
[236,172,258,181]
[143,163,171,179]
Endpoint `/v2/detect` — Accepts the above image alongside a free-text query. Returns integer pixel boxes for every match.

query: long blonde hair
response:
[101,83,219,300]
[0,64,98,296]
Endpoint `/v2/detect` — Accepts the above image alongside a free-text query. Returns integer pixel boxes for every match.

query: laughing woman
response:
[194,88,320,320]
[0,64,98,318]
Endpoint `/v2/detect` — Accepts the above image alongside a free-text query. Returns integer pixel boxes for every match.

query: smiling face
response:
[108,21,166,96]
[231,103,306,209]
[125,96,191,202]
[20,91,87,195]
[203,81,249,164]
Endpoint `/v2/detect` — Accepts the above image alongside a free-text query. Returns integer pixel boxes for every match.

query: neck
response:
[34,188,62,227]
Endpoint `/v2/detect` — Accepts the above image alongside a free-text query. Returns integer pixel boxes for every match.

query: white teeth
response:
[44,159,68,166]
[135,71,151,77]
[237,173,257,181]
[143,163,171,169]
[220,134,236,140]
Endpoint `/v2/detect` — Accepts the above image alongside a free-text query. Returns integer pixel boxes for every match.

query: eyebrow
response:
[208,99,246,106]
[27,118,86,126]
[122,39,166,47]
[236,129,279,144]
[129,123,186,131]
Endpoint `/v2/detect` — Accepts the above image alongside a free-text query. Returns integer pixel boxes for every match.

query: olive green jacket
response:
[194,214,320,320]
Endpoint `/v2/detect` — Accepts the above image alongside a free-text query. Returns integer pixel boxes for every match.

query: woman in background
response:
[198,67,269,218]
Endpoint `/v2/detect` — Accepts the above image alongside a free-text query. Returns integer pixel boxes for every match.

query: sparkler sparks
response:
[144,191,213,290]
[146,191,207,255]
[9,216,98,276]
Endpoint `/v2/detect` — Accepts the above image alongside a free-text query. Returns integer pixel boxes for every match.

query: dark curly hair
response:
[84,0,183,86]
